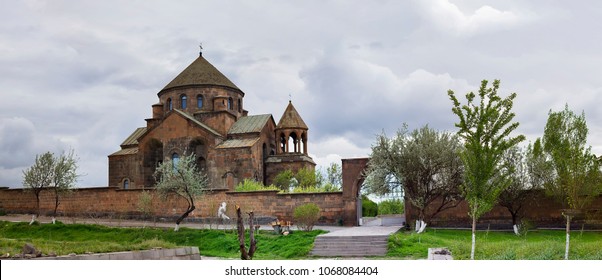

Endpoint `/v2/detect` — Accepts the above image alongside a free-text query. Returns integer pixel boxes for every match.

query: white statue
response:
[217,202,230,220]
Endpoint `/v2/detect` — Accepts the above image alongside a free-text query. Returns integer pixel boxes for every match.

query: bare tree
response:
[365,125,464,233]
[22,152,55,224]
[154,153,207,231]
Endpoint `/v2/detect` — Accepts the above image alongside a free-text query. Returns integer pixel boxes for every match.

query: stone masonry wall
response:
[0,187,346,225]
[404,190,602,229]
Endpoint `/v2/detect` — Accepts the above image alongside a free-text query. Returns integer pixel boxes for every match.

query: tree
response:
[498,146,539,235]
[273,168,335,192]
[273,169,294,191]
[22,152,55,223]
[295,167,321,189]
[326,162,342,189]
[448,79,525,259]
[49,150,78,224]
[154,153,207,231]
[538,105,602,259]
[365,125,464,233]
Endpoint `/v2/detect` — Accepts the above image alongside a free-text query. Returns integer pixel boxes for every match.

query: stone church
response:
[108,51,315,190]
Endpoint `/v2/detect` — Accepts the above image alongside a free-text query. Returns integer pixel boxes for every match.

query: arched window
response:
[172,153,180,171]
[123,179,129,189]
[167,98,172,111]
[181,95,187,109]
[228,98,233,110]
[197,95,203,108]
[238,99,242,113]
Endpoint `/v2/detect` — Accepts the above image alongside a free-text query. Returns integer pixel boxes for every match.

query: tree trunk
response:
[53,190,60,225]
[565,215,571,260]
[247,211,257,258]
[416,211,427,234]
[174,205,195,231]
[236,206,250,260]
[511,212,519,235]
[34,193,41,218]
[471,215,476,260]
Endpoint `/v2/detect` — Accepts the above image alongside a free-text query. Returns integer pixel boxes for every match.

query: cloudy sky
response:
[1,0,601,188]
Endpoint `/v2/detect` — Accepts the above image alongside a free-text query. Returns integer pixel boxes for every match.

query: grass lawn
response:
[0,221,324,259]
[2,221,601,260]
[387,228,602,260]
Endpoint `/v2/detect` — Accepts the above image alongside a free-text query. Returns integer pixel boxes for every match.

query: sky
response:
[1,0,601,188]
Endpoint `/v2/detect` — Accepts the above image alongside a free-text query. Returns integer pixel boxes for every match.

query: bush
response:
[293,203,320,231]
[518,219,535,237]
[378,199,404,215]
[362,196,378,217]
[235,179,279,192]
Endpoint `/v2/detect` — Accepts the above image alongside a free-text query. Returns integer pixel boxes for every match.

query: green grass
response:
[2,221,601,259]
[0,221,324,259]
[387,229,602,260]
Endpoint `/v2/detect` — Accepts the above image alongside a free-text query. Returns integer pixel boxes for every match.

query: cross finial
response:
[199,42,203,57]
[289,93,292,102]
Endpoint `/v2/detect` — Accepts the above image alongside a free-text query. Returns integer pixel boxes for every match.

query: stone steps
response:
[310,235,389,257]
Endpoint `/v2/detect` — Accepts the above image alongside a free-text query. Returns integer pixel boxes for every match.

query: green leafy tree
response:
[537,105,602,259]
[362,195,378,217]
[153,153,207,231]
[295,168,320,189]
[326,162,342,189]
[50,150,79,224]
[22,152,55,223]
[365,125,464,233]
[448,79,525,259]
[273,169,294,191]
[235,179,279,192]
[378,199,405,215]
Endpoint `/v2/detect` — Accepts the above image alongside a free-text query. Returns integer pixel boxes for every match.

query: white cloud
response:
[416,0,531,36]
[309,136,371,171]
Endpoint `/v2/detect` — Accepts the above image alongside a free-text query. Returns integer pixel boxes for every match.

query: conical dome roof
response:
[276,101,308,130]
[160,55,242,94]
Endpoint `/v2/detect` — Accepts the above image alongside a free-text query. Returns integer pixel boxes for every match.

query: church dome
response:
[159,55,243,95]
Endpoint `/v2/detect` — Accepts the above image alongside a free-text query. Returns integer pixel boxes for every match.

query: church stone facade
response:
[108,52,315,190]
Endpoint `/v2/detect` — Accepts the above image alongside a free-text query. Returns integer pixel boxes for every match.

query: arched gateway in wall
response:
[341,158,370,226]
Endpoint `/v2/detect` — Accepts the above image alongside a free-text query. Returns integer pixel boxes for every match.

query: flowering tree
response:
[154,153,207,231]
[365,125,464,233]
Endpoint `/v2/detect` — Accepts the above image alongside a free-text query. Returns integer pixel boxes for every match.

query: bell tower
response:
[265,101,315,185]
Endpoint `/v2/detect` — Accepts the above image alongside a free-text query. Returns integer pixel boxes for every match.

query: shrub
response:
[235,179,279,192]
[362,196,378,217]
[378,199,404,215]
[137,191,154,219]
[518,219,535,237]
[293,203,320,231]
[273,170,295,191]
